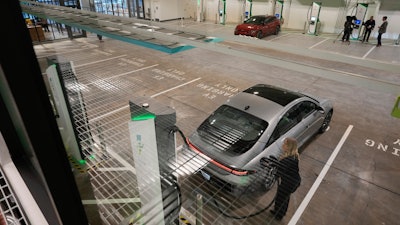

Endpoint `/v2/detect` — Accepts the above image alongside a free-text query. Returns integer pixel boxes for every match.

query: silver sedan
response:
[188,84,333,195]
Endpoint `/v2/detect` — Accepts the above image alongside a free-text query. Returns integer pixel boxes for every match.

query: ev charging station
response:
[352,3,368,40]
[196,0,204,22]
[127,97,181,225]
[45,56,93,163]
[274,0,284,22]
[218,0,226,24]
[243,0,253,21]
[307,2,322,35]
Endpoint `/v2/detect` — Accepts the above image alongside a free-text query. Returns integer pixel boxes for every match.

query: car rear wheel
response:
[260,157,278,191]
[319,110,332,133]
[256,31,263,39]
[263,166,277,191]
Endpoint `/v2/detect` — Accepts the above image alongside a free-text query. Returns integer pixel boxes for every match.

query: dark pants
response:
[342,29,351,41]
[362,29,372,42]
[274,183,292,218]
[377,33,383,46]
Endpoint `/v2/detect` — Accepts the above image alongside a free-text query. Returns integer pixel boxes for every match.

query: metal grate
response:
[0,167,28,225]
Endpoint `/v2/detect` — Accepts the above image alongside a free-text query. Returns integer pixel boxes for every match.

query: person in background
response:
[37,18,49,32]
[97,34,104,42]
[270,137,301,221]
[377,16,388,47]
[361,16,375,43]
[341,16,354,43]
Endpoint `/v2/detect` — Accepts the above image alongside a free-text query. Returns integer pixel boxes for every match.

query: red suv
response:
[234,15,281,39]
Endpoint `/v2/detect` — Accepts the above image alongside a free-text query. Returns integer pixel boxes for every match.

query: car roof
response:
[225,84,305,122]
[243,84,304,106]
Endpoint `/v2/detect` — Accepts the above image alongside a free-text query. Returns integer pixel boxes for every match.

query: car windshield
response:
[195,105,268,155]
[244,16,265,25]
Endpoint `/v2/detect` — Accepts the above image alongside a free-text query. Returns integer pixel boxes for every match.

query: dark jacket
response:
[344,21,353,32]
[379,21,388,34]
[276,156,301,193]
[364,19,375,30]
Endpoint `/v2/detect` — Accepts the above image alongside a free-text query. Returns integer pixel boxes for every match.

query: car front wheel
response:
[274,26,280,35]
[256,31,263,39]
[319,110,333,133]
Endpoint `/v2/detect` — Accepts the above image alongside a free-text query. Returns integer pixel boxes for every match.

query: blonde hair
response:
[281,137,299,160]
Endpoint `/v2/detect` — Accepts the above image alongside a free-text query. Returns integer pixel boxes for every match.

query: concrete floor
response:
[34,20,400,225]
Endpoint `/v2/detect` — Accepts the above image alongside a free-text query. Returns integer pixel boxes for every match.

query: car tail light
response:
[187,138,256,176]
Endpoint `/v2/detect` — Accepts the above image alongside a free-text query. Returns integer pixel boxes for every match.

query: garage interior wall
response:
[87,0,399,38]
[174,0,398,38]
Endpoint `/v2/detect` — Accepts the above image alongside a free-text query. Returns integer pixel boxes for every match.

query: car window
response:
[266,101,314,146]
[196,105,268,155]
[297,101,317,120]
[265,17,274,23]
[245,17,264,25]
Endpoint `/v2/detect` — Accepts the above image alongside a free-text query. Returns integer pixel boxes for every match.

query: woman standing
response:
[270,137,301,220]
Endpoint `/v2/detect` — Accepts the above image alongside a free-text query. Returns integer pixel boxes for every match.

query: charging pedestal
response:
[274,0,284,22]
[352,3,368,40]
[243,0,252,22]
[218,0,226,25]
[307,2,321,35]
[196,0,204,22]
[45,56,93,163]
[126,97,180,225]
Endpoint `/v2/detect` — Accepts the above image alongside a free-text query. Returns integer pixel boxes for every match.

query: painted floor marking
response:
[106,147,136,174]
[309,38,329,49]
[150,77,201,98]
[288,124,353,225]
[362,46,376,59]
[105,64,159,80]
[75,54,127,68]
[91,78,201,122]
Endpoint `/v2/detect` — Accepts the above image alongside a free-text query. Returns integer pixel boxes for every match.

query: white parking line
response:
[362,46,376,59]
[109,64,160,80]
[288,125,353,225]
[150,77,201,98]
[75,55,127,68]
[309,38,329,49]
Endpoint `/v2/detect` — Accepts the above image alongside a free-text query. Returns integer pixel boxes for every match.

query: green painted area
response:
[392,96,400,118]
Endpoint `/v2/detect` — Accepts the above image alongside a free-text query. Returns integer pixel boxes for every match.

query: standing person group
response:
[361,16,375,43]
[377,16,388,47]
[270,137,301,221]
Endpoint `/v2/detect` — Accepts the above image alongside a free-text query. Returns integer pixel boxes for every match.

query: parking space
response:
[34,24,400,224]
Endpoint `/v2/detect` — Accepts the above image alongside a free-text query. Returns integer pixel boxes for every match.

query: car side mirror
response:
[318,106,325,114]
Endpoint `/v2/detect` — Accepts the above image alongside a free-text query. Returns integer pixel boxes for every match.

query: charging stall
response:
[274,0,284,22]
[306,2,322,35]
[352,3,368,40]
[243,0,252,21]
[218,0,226,24]
[126,97,181,225]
